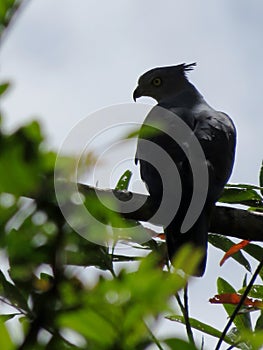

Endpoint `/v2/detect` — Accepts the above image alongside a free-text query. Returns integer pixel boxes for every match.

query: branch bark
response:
[78,183,263,242]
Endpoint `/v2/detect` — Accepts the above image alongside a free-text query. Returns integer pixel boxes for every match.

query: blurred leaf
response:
[0,0,23,39]
[0,270,29,312]
[21,120,43,145]
[0,82,10,95]
[59,309,118,347]
[167,315,233,346]
[226,328,251,350]
[165,337,198,349]
[255,312,263,330]
[65,238,114,272]
[0,314,19,322]
[124,125,160,140]
[247,206,263,212]
[209,234,251,272]
[115,170,132,191]
[0,320,14,350]
[58,253,190,349]
[217,277,252,331]
[0,121,46,196]
[171,244,203,276]
[240,330,263,350]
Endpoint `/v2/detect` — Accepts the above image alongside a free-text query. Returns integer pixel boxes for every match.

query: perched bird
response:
[133,63,236,276]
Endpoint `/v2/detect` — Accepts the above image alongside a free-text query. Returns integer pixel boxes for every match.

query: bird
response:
[133,63,236,276]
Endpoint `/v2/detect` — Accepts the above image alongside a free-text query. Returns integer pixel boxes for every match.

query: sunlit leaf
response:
[240,330,263,350]
[0,320,14,350]
[0,314,19,322]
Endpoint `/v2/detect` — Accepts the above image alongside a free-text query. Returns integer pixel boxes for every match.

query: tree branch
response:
[78,183,263,242]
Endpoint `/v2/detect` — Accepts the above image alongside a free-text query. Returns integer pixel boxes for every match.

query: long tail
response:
[165,206,212,276]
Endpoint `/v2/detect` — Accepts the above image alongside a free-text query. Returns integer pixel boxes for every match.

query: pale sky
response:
[1,1,263,348]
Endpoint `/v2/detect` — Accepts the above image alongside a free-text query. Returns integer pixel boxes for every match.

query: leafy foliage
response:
[0,90,200,348]
[0,0,22,39]
[1,3,263,349]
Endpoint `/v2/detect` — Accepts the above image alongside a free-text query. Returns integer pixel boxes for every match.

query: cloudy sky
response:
[1,0,263,348]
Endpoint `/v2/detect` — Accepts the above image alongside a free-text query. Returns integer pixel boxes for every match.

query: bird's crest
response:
[182,62,197,73]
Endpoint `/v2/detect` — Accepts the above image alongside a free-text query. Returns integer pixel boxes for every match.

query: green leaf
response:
[238,285,263,300]
[171,244,204,276]
[226,328,251,350]
[0,314,19,322]
[247,206,263,212]
[0,320,14,350]
[217,277,252,331]
[209,234,251,272]
[165,337,198,349]
[58,309,118,347]
[0,120,45,196]
[255,312,263,330]
[240,330,263,350]
[166,315,233,345]
[0,0,22,38]
[219,187,262,206]
[58,254,190,349]
[0,270,29,312]
[0,82,10,95]
[242,244,263,280]
[115,170,132,191]
[243,243,263,262]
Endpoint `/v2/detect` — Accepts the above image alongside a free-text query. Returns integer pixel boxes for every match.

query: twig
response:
[144,321,164,350]
[0,297,27,316]
[183,284,195,345]
[175,288,195,345]
[225,344,238,350]
[215,258,263,350]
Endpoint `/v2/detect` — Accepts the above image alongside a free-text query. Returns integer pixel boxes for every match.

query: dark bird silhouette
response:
[133,63,236,276]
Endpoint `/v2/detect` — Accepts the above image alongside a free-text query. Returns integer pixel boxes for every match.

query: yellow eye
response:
[152,77,162,87]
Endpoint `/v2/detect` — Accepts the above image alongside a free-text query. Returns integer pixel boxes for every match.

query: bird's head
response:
[133,63,196,103]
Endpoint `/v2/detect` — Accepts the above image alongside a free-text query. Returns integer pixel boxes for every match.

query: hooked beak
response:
[133,86,143,102]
